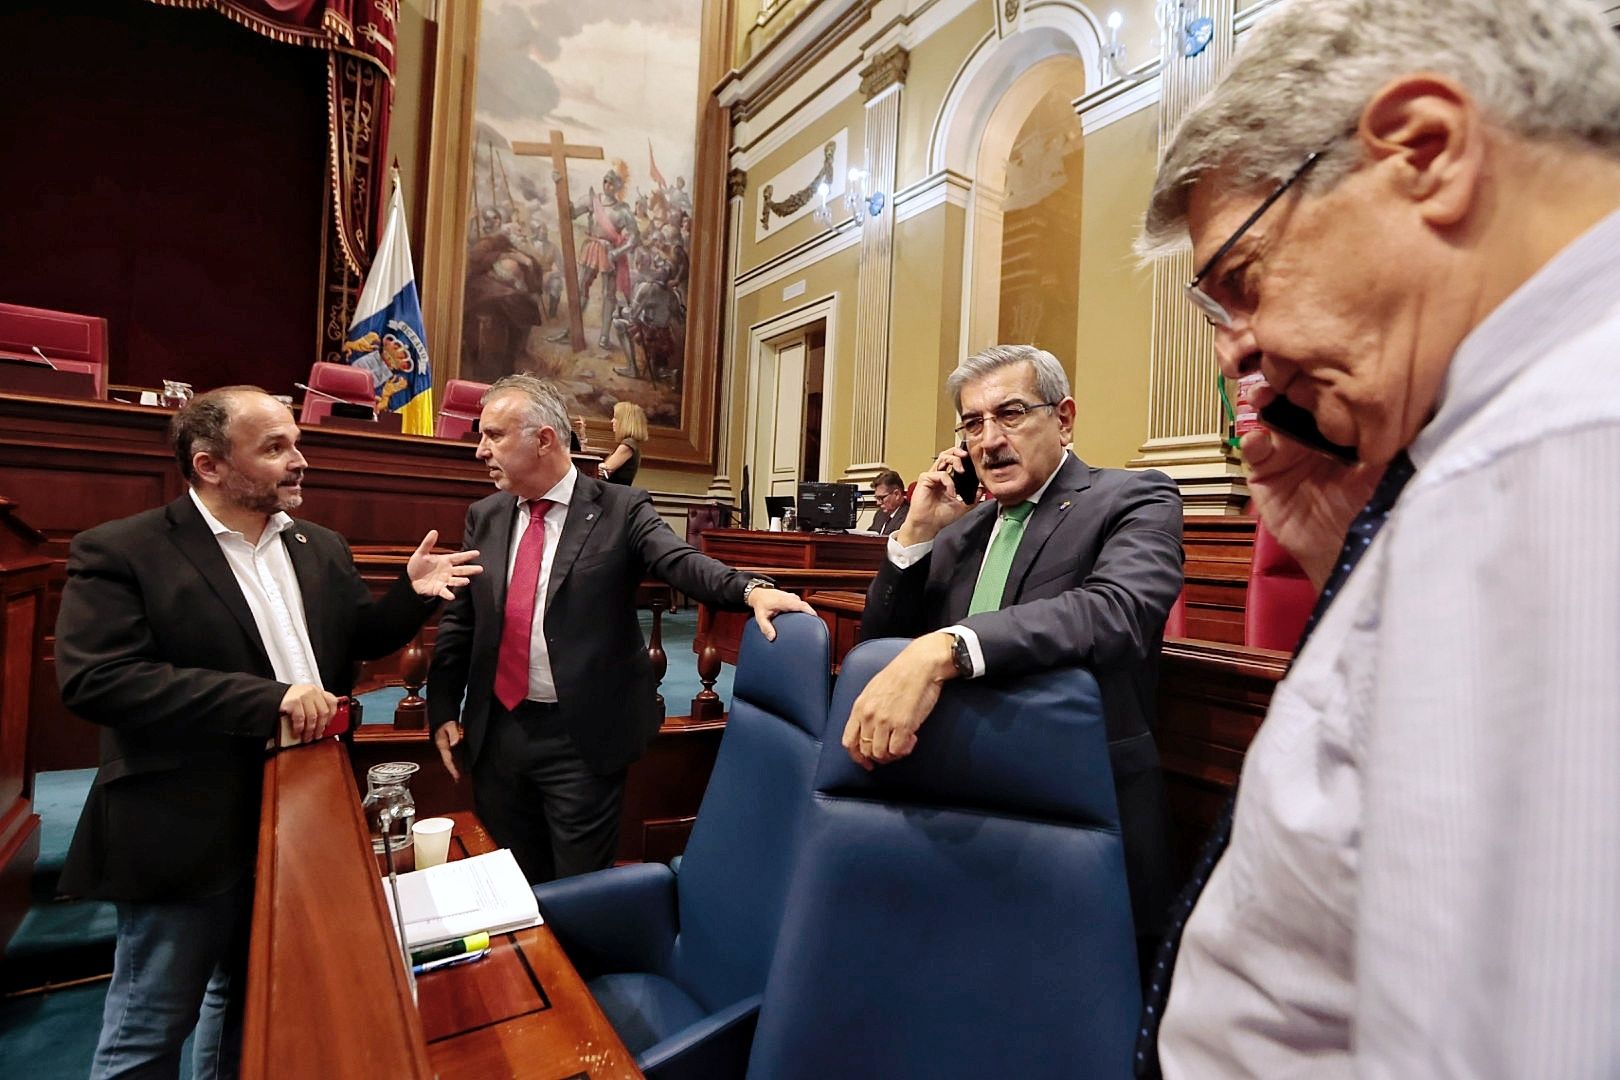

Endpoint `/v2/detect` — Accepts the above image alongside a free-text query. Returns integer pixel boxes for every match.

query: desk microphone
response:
[29,347,59,371]
[295,381,377,419]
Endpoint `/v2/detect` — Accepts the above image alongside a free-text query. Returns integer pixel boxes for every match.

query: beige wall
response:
[887,201,968,479]
[1072,105,1159,468]
[714,0,1178,490]
[726,243,862,484]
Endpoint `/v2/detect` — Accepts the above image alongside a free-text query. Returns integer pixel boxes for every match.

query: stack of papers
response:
[382,848,542,948]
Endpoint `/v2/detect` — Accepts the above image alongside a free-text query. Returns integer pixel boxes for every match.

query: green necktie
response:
[967,501,1034,615]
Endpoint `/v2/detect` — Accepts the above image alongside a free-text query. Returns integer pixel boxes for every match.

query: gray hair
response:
[484,374,570,439]
[946,344,1071,413]
[1139,0,1620,257]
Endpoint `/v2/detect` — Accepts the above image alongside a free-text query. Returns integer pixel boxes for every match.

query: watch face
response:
[951,635,973,677]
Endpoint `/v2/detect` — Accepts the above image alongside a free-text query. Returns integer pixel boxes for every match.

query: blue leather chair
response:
[746,638,1141,1080]
[533,612,829,1080]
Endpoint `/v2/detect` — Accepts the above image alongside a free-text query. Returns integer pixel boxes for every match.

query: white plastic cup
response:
[412,817,454,869]
[768,518,783,532]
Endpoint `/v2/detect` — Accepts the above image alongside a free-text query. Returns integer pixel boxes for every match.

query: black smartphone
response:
[1258,396,1359,464]
[952,442,980,503]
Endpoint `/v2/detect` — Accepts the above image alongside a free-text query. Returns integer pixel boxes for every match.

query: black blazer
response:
[428,472,753,776]
[870,499,909,536]
[55,496,433,902]
[860,455,1185,931]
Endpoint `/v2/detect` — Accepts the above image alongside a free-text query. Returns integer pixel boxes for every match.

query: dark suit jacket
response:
[428,472,754,777]
[871,499,909,536]
[860,454,1184,932]
[55,496,433,902]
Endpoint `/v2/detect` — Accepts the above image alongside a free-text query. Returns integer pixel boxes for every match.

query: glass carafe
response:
[160,380,194,408]
[361,761,419,854]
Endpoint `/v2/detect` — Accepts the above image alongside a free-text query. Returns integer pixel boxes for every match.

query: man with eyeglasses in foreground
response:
[1133,0,1620,1076]
[849,343,1185,973]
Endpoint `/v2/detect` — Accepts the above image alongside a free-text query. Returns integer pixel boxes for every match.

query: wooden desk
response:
[0,500,49,958]
[696,527,887,571]
[245,740,641,1079]
[422,813,643,1079]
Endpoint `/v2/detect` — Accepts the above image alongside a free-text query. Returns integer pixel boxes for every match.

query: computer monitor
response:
[797,482,858,532]
[763,496,794,524]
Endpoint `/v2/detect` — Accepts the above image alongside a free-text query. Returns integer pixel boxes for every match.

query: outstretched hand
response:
[406,530,483,600]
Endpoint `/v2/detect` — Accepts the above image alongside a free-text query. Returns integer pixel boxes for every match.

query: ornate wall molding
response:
[859,44,910,99]
[759,142,836,230]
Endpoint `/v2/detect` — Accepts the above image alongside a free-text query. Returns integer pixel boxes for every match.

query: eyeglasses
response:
[1185,148,1325,329]
[954,401,1057,440]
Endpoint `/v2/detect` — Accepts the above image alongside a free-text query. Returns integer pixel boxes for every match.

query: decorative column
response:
[709,167,749,503]
[1128,0,1246,514]
[842,44,908,487]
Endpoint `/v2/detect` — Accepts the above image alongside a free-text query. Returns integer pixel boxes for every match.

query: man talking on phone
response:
[54,387,481,1080]
[1132,0,1620,1075]
[850,343,1185,973]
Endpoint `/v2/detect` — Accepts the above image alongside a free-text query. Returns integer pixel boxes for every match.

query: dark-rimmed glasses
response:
[1185,149,1325,328]
[954,401,1057,440]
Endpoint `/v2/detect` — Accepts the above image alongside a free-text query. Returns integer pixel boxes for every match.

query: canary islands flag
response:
[343,177,434,435]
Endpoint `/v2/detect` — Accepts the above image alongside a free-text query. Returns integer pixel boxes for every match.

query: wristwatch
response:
[741,577,773,604]
[946,630,974,679]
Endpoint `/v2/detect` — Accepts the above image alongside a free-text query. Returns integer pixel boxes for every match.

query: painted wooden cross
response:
[511,129,604,354]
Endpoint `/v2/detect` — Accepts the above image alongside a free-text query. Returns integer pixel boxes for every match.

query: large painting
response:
[457,0,704,436]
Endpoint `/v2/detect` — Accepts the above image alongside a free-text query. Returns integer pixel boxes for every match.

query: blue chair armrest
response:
[639,994,760,1080]
[532,862,679,977]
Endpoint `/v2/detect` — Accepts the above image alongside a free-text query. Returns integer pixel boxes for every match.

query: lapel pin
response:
[1059,500,1072,512]
[586,513,595,521]
[294,532,308,543]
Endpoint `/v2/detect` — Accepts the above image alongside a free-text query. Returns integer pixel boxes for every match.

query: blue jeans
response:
[90,877,252,1080]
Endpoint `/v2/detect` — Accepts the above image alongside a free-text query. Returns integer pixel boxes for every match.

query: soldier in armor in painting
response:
[571,163,640,351]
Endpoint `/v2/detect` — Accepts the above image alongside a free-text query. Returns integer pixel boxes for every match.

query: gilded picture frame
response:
[418,0,732,469]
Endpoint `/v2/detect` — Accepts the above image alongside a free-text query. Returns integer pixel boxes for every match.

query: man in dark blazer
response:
[869,468,910,536]
[849,344,1184,961]
[428,374,811,883]
[55,387,480,1080]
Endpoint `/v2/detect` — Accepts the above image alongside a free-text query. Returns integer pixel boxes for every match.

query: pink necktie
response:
[494,499,552,710]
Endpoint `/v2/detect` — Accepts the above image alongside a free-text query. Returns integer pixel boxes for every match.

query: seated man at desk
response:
[54,387,481,1080]
[869,468,909,536]
[847,343,1185,970]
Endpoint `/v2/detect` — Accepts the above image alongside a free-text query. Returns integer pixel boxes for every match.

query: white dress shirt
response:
[1161,209,1620,1077]
[886,450,1070,677]
[188,487,320,687]
[505,466,578,704]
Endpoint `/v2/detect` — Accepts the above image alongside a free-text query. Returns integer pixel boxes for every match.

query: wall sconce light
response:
[1103,0,1214,84]
[811,167,887,229]
[845,168,886,225]
[813,181,834,227]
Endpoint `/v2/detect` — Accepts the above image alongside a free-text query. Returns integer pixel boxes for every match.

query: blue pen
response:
[413,946,490,975]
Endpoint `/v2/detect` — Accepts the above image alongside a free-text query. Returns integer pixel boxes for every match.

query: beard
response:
[223,469,304,515]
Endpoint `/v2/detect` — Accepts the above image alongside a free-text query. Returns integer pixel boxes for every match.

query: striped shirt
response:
[1161,208,1620,1077]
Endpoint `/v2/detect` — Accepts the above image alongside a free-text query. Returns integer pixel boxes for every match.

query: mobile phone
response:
[1258,397,1359,464]
[278,695,352,748]
[952,442,980,504]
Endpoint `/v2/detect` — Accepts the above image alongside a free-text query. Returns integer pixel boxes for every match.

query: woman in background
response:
[600,400,645,485]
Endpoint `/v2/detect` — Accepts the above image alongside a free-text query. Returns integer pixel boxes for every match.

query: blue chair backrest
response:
[667,612,830,1012]
[747,637,1141,1080]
